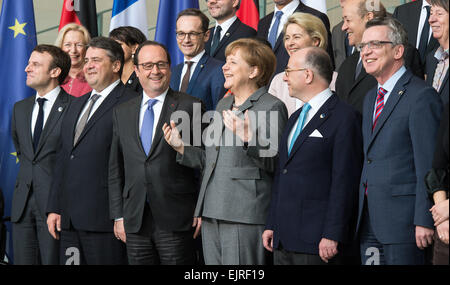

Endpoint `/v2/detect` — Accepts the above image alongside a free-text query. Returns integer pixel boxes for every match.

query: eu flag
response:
[0,0,37,262]
[155,0,199,66]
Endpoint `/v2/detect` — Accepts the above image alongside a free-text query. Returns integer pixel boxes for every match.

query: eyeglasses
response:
[284,68,307,77]
[356,40,394,52]
[63,42,86,49]
[175,31,205,40]
[136,61,169,71]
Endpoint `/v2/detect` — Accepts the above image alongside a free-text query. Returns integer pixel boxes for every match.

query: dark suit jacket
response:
[425,47,449,105]
[124,71,143,95]
[393,0,439,66]
[170,53,226,111]
[356,70,442,244]
[257,2,333,75]
[108,88,203,234]
[332,21,347,71]
[205,18,256,62]
[335,47,424,114]
[266,93,363,255]
[11,89,71,223]
[46,83,137,232]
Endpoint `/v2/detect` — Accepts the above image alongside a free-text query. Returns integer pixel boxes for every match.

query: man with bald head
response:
[263,47,363,265]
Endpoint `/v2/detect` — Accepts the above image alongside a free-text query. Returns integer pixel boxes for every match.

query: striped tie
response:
[372,87,387,131]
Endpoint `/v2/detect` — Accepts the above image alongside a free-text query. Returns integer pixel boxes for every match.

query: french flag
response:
[110,0,148,38]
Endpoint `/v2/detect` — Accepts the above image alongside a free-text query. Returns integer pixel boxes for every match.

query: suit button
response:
[282,169,288,174]
[70,155,75,160]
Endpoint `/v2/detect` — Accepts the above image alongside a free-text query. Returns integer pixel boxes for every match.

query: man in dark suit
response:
[357,18,442,265]
[393,0,439,66]
[332,0,353,71]
[109,41,203,265]
[205,0,256,62]
[10,45,71,265]
[170,8,226,111]
[46,37,137,265]
[263,47,363,265]
[336,0,423,113]
[257,0,333,75]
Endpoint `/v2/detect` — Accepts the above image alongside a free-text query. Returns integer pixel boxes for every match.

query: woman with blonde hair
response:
[269,12,329,116]
[55,23,92,97]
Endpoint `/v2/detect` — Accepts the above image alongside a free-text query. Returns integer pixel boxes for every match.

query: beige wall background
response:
[0,0,409,44]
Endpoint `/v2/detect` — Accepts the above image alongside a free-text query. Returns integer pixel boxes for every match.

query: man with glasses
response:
[262,46,363,265]
[205,0,256,62]
[356,17,442,265]
[108,41,204,265]
[170,8,226,111]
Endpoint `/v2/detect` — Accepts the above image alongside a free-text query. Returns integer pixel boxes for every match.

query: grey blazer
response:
[177,87,288,225]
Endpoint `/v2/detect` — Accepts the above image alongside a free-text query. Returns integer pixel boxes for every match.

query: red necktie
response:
[372,87,387,131]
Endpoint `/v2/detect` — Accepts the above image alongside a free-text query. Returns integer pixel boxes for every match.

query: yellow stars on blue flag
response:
[10,152,19,164]
[8,19,27,38]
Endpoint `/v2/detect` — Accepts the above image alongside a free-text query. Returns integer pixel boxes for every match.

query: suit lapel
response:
[24,96,35,154]
[286,95,337,164]
[279,108,300,167]
[409,0,422,46]
[171,64,183,91]
[34,90,69,156]
[186,54,208,94]
[213,18,241,57]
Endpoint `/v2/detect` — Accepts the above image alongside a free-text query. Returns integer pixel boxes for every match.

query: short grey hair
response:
[365,17,408,46]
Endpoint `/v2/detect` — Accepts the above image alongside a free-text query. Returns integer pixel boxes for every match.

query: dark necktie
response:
[345,33,353,57]
[418,6,431,63]
[33,98,47,150]
[141,99,158,156]
[268,11,283,49]
[355,58,363,80]
[74,94,100,146]
[373,87,388,131]
[210,25,222,56]
[180,61,193,93]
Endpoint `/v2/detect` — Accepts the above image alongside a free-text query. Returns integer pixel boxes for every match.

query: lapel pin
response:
[200,64,204,68]
[320,113,326,119]
[398,90,404,95]
[170,103,175,108]
[128,79,133,84]
[58,107,63,112]
[225,33,230,37]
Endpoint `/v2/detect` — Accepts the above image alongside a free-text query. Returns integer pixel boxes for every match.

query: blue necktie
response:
[288,103,311,155]
[141,99,158,155]
[268,11,283,49]
[33,97,47,151]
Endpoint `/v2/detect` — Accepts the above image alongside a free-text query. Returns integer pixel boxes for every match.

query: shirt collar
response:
[91,79,120,99]
[141,88,168,107]
[215,15,237,33]
[378,66,407,92]
[434,46,449,61]
[35,86,61,104]
[422,0,431,9]
[306,88,333,112]
[274,0,299,15]
[184,50,205,64]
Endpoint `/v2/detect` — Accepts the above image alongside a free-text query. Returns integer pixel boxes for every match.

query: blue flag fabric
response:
[0,0,37,262]
[155,0,199,66]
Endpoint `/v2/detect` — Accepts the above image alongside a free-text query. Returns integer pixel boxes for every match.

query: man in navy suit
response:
[263,47,363,265]
[205,0,257,62]
[357,18,442,265]
[170,8,226,111]
[46,37,137,265]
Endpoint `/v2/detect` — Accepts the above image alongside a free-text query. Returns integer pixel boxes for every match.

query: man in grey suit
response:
[357,18,442,265]
[11,45,71,264]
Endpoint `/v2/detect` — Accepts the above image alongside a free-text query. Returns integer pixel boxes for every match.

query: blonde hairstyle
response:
[54,23,91,48]
[282,12,328,50]
[225,38,276,88]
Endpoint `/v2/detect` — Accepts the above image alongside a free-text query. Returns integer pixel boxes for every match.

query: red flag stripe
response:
[236,0,259,31]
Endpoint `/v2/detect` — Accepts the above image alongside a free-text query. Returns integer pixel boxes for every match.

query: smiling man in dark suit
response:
[170,8,226,111]
[257,0,333,75]
[263,46,363,265]
[108,41,204,265]
[205,0,257,62]
[11,45,71,265]
[46,37,137,265]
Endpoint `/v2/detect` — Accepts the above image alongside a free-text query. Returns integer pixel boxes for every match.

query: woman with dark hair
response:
[163,38,288,265]
[109,26,147,93]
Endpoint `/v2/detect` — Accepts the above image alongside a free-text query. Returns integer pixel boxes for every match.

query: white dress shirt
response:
[287,88,333,149]
[179,50,205,90]
[268,0,300,41]
[139,88,168,141]
[416,0,432,49]
[76,80,120,126]
[213,15,238,42]
[31,86,61,137]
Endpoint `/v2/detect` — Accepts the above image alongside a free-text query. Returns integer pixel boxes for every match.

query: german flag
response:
[59,0,98,37]
[236,0,259,31]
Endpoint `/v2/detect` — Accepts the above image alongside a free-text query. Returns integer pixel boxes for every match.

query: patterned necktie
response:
[288,103,311,155]
[33,97,47,150]
[180,61,193,93]
[418,6,431,63]
[432,50,449,91]
[74,94,100,146]
[141,99,158,156]
[268,11,283,49]
[210,25,222,56]
[372,87,387,131]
